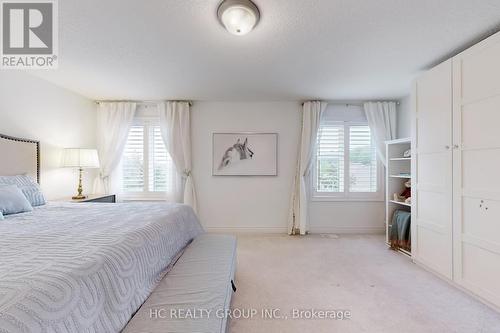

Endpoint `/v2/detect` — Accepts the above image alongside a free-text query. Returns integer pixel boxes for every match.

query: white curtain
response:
[364,101,397,166]
[93,102,137,194]
[158,101,197,213]
[288,101,327,235]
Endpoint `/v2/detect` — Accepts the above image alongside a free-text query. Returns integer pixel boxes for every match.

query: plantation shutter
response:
[123,125,145,192]
[122,122,175,194]
[316,122,345,192]
[349,125,377,192]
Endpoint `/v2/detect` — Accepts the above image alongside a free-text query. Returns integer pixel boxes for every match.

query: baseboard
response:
[308,226,385,234]
[205,225,385,235]
[205,226,288,234]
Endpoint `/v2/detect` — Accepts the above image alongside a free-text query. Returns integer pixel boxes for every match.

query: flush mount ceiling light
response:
[217,0,260,36]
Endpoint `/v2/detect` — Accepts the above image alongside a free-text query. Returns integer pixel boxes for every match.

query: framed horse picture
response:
[212,132,278,176]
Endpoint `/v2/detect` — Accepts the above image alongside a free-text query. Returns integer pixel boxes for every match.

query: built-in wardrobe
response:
[412,31,500,310]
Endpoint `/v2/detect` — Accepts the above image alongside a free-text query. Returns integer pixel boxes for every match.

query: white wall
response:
[309,201,385,233]
[397,95,412,138]
[0,73,394,233]
[192,101,386,234]
[0,71,96,200]
[192,102,301,233]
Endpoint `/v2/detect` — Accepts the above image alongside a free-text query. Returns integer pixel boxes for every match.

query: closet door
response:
[452,32,500,308]
[412,60,453,279]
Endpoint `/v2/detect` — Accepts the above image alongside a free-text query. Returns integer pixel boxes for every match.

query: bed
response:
[0,134,206,332]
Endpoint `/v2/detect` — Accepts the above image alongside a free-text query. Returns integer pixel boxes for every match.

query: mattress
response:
[0,202,204,333]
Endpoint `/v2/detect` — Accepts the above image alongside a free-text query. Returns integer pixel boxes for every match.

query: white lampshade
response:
[62,148,100,169]
[218,0,260,36]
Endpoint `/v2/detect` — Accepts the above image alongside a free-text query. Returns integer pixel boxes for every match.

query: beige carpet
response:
[228,234,500,333]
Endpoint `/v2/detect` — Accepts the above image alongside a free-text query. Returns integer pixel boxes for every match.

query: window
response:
[122,118,176,199]
[314,120,382,201]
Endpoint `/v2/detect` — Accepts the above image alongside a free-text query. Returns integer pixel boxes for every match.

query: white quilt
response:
[0,202,204,333]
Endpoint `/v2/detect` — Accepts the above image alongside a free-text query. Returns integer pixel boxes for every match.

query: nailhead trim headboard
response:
[0,134,40,184]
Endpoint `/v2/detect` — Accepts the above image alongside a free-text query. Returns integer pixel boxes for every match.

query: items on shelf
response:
[393,180,411,204]
[389,209,411,251]
[403,149,411,158]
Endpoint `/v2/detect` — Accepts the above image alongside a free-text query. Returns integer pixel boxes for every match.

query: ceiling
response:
[31,0,500,101]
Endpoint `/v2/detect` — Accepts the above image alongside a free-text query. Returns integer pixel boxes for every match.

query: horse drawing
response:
[218,137,254,170]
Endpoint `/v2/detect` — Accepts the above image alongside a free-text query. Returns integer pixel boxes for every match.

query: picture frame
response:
[212,132,278,176]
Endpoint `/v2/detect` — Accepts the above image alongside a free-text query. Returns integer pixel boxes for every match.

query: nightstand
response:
[68,194,116,203]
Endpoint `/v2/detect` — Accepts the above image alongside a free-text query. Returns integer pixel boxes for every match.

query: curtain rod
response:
[95,100,193,106]
[301,101,400,106]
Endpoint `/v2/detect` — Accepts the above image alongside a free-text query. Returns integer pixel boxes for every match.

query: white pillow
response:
[0,185,34,216]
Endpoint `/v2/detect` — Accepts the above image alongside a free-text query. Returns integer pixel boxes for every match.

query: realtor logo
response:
[1,0,58,69]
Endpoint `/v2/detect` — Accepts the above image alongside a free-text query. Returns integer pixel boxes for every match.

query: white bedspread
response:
[0,202,204,333]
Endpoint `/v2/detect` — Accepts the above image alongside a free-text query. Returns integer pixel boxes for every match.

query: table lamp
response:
[62,148,100,199]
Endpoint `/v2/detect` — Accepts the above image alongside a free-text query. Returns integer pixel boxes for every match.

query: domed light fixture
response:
[217,0,260,36]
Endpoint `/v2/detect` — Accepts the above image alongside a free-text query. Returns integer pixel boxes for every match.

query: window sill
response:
[310,195,384,203]
[122,197,168,202]
[120,192,170,202]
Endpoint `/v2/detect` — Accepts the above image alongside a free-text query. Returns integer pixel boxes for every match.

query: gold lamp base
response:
[72,167,87,200]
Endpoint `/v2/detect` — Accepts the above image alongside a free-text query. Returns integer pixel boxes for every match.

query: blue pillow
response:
[0,175,46,207]
[0,185,33,216]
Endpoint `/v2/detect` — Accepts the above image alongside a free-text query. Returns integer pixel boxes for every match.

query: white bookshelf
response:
[385,138,412,257]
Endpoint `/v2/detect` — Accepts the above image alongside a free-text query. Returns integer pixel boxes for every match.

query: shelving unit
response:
[385,138,412,257]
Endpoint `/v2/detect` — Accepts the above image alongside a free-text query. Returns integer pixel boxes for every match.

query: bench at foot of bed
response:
[123,234,237,333]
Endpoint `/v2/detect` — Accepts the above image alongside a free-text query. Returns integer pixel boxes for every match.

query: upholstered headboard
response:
[0,134,40,183]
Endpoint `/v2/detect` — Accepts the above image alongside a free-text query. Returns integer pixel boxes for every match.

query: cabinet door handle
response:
[453,144,459,149]
[445,145,450,150]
